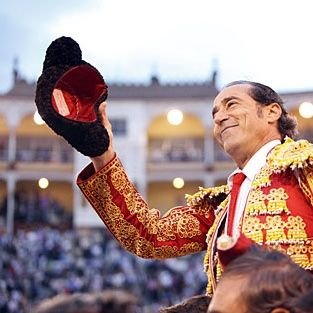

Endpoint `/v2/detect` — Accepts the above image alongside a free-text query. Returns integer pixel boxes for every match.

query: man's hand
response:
[91,102,115,171]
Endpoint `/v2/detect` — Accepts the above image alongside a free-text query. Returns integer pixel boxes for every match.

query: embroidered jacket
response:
[77,138,313,294]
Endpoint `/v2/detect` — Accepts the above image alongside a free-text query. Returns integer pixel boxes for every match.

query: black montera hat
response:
[35,36,110,157]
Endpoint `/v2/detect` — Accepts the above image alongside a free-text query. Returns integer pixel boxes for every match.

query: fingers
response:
[98,102,112,132]
[91,101,115,169]
[98,101,107,122]
[98,102,113,152]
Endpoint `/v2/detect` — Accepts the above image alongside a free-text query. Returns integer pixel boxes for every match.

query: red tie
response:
[227,172,246,236]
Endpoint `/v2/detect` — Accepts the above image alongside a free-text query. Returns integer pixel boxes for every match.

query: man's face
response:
[207,276,247,313]
[212,84,274,166]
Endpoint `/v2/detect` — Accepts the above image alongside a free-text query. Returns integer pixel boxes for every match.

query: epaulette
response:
[185,185,229,206]
[267,137,313,172]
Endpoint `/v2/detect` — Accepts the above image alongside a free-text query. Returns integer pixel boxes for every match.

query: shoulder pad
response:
[267,137,313,171]
[185,185,228,206]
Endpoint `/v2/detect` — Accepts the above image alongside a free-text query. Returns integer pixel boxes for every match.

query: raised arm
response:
[77,154,217,259]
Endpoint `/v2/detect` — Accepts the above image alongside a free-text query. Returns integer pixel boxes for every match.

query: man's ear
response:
[265,103,282,123]
[271,308,290,313]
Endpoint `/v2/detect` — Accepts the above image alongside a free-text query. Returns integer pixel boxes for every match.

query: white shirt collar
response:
[228,140,281,185]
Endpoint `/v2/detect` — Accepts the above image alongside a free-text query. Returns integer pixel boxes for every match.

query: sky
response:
[1,0,313,94]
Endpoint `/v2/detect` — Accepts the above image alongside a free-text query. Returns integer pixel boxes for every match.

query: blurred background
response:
[0,1,313,312]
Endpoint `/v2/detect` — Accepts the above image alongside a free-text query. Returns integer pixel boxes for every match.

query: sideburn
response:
[256,105,264,118]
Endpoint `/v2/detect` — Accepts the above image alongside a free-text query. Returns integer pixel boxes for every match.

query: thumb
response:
[98,101,113,147]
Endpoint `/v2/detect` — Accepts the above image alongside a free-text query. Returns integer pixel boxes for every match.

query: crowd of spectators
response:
[0,192,72,229]
[0,226,207,313]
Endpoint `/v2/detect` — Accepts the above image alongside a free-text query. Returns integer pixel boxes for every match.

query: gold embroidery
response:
[267,137,313,171]
[108,162,206,241]
[286,244,312,269]
[242,216,264,244]
[252,166,272,189]
[264,216,287,243]
[153,242,204,259]
[153,208,203,241]
[207,253,222,295]
[204,237,217,296]
[243,214,310,246]
[185,185,228,206]
[299,166,313,206]
[267,188,290,215]
[206,280,213,296]
[251,138,313,191]
[177,213,202,239]
[203,202,228,296]
[262,242,313,270]
[246,188,289,216]
[79,158,205,258]
[286,216,307,242]
[216,258,223,282]
[245,190,267,216]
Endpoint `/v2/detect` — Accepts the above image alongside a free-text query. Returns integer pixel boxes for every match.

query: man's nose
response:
[213,108,228,125]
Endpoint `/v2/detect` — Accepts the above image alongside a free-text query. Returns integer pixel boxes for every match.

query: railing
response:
[148,138,204,163]
[16,137,73,163]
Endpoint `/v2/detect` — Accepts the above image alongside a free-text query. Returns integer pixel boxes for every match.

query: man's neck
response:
[233,138,282,169]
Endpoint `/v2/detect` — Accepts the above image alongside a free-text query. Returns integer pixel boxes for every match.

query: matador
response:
[36,37,313,294]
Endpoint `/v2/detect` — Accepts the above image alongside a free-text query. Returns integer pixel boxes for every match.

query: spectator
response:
[0,227,206,313]
[0,191,72,229]
[32,290,138,313]
[208,248,313,313]
[159,294,210,313]
[292,288,313,313]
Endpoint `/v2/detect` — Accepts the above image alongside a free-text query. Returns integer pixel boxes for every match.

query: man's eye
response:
[227,102,236,108]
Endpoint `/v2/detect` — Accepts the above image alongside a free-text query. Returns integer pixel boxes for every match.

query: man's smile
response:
[220,124,238,135]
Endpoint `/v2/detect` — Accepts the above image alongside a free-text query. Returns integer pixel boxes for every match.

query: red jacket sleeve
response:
[77,155,216,259]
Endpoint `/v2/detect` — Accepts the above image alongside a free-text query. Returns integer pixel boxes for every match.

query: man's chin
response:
[222,141,237,157]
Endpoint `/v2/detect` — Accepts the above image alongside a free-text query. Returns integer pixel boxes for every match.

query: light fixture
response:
[167,109,183,125]
[38,177,49,189]
[299,102,313,119]
[172,177,184,189]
